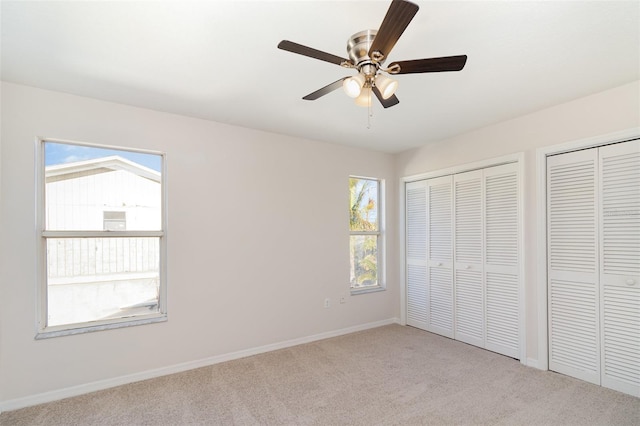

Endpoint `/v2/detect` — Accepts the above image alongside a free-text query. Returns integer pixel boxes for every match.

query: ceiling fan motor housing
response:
[347,30,383,79]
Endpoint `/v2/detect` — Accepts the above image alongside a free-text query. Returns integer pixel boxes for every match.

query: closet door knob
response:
[465,265,471,270]
[626,279,636,286]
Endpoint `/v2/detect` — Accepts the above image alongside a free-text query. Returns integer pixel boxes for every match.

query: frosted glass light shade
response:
[375,74,398,99]
[354,88,372,107]
[342,73,365,98]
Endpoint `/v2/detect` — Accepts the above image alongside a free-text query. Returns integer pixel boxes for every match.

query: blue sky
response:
[45,142,162,172]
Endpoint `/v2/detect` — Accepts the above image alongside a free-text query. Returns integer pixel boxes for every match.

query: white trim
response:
[535,127,640,372]
[35,314,167,340]
[350,285,385,295]
[35,137,168,338]
[0,318,400,413]
[526,358,542,370]
[42,230,163,238]
[402,153,522,183]
[349,176,385,291]
[399,178,407,325]
[516,152,527,365]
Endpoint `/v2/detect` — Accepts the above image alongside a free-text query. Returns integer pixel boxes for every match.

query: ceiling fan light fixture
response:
[375,74,398,99]
[342,73,365,98]
[278,0,468,109]
[354,87,372,107]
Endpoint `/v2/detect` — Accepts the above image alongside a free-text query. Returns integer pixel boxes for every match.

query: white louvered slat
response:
[427,176,454,338]
[549,278,599,381]
[484,163,520,358]
[548,158,598,273]
[454,175,482,264]
[407,264,428,327]
[454,270,484,346]
[599,140,640,397]
[407,186,427,261]
[602,286,640,396]
[485,170,518,267]
[454,170,484,347]
[430,181,453,262]
[429,267,453,336]
[548,149,600,385]
[485,271,519,357]
[406,181,428,330]
[600,143,640,277]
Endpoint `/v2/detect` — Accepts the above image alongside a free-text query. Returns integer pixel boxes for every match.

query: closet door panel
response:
[484,163,520,358]
[406,181,428,330]
[427,176,454,338]
[599,140,640,397]
[454,170,484,347]
[547,149,600,385]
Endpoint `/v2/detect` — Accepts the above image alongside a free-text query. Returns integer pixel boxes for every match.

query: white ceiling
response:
[2,1,639,153]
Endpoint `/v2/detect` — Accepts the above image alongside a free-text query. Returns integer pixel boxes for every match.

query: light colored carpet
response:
[1,324,639,425]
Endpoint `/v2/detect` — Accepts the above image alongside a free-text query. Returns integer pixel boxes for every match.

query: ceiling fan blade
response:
[302,78,347,100]
[368,0,419,62]
[278,40,351,66]
[388,55,468,74]
[372,86,400,108]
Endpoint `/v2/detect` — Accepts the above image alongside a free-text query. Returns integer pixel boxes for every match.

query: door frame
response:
[535,127,640,371]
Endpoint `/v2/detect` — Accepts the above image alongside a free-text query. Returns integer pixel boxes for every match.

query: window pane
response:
[350,235,378,288]
[46,237,160,327]
[44,142,162,231]
[349,178,378,231]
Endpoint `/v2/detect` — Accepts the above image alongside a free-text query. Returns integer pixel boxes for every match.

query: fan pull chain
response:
[367,88,373,129]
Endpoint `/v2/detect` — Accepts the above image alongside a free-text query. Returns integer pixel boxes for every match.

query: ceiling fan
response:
[277,0,467,108]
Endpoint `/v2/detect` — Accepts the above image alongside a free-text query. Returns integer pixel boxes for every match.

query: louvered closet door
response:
[484,163,520,358]
[599,140,640,397]
[547,149,601,385]
[406,180,428,330]
[427,176,454,338]
[453,170,485,347]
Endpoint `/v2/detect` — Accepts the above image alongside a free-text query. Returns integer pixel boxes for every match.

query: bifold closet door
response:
[548,140,640,397]
[484,163,520,358]
[406,165,520,358]
[547,148,601,385]
[406,180,428,330]
[453,170,485,347]
[599,140,640,397]
[426,176,454,338]
[405,176,453,336]
[452,164,520,357]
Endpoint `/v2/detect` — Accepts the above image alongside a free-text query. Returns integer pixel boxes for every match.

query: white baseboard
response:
[526,357,543,370]
[0,318,400,413]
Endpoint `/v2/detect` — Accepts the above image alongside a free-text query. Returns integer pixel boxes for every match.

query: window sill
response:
[350,285,385,296]
[36,313,167,340]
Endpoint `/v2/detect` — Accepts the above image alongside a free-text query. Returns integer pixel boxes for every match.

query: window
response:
[349,177,383,291]
[37,140,166,337]
[103,211,126,231]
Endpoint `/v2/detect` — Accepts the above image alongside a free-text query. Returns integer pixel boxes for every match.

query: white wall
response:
[396,80,640,365]
[0,82,399,408]
[2,79,638,410]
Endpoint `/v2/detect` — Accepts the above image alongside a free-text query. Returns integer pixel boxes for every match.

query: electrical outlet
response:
[324,298,330,308]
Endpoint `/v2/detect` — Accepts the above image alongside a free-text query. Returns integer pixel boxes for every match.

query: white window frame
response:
[35,138,168,339]
[350,176,385,294]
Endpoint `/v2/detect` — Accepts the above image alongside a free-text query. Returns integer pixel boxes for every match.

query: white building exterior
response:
[45,156,162,326]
